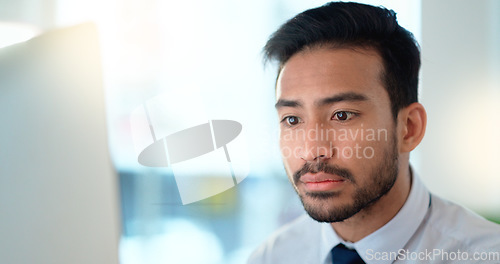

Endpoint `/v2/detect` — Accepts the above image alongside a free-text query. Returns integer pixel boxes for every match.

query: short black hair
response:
[264,1,420,119]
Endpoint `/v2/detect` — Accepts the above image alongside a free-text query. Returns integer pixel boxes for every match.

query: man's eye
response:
[283,116,300,126]
[332,111,356,122]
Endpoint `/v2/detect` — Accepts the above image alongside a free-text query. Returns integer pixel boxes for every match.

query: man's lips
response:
[299,172,347,192]
[300,172,346,183]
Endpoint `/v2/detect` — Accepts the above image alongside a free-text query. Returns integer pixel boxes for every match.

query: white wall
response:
[419,0,500,214]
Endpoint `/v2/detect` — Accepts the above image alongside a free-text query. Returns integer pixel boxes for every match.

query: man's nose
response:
[299,123,334,162]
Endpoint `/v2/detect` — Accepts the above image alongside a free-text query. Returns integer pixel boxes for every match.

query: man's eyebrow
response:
[275,99,303,109]
[275,92,368,110]
[316,92,368,107]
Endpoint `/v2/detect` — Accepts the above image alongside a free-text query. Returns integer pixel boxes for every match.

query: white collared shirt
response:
[248,172,500,264]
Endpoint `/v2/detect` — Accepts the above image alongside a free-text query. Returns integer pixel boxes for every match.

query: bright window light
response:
[0,22,40,48]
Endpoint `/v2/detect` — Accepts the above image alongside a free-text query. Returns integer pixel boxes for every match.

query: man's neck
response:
[330,166,412,242]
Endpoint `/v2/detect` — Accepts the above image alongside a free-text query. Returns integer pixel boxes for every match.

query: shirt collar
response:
[319,169,430,264]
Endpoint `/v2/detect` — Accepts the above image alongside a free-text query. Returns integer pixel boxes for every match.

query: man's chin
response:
[299,194,360,223]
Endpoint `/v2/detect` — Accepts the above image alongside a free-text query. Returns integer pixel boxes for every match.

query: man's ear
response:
[397,102,427,153]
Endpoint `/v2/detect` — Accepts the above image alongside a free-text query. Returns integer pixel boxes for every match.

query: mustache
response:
[293,162,355,184]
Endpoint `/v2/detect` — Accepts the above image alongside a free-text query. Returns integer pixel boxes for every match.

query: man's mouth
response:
[299,172,347,192]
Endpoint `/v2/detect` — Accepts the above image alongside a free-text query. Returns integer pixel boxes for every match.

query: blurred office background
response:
[0,0,498,263]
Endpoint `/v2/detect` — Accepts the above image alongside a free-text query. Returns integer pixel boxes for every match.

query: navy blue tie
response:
[331,244,365,264]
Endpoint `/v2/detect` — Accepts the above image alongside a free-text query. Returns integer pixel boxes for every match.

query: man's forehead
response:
[276,47,385,102]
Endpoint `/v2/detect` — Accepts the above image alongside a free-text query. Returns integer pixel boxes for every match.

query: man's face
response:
[276,47,400,222]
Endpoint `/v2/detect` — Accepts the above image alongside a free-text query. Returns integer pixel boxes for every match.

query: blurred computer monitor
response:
[0,23,121,264]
